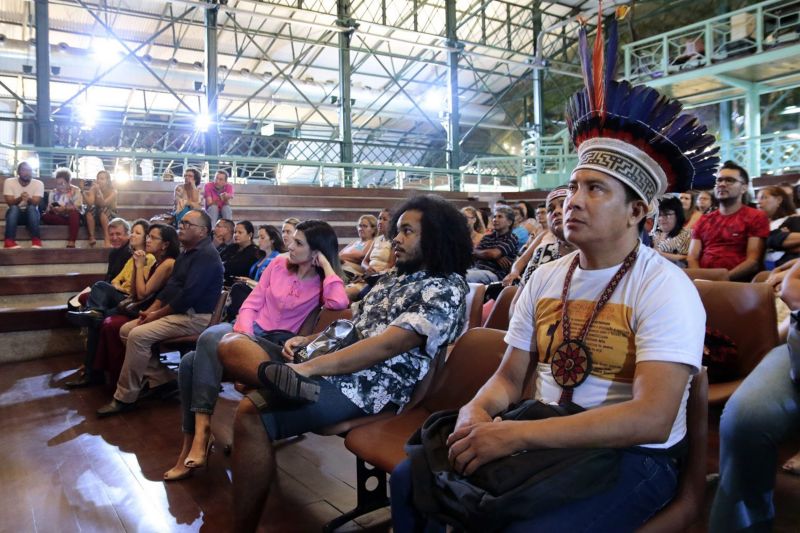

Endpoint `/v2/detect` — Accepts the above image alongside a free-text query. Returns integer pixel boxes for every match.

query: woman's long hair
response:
[259,224,287,253]
[150,223,180,259]
[461,206,486,234]
[293,220,345,280]
[131,218,151,251]
[760,186,796,221]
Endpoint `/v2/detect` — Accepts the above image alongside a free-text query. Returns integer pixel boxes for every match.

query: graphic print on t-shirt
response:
[537,297,636,383]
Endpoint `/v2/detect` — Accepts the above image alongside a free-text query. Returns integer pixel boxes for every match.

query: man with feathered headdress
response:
[391,6,716,530]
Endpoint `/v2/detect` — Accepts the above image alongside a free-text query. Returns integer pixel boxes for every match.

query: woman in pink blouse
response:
[164,220,348,481]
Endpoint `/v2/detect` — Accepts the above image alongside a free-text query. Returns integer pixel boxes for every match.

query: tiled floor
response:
[1,353,798,532]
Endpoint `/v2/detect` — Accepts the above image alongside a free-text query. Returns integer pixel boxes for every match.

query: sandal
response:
[256,361,320,404]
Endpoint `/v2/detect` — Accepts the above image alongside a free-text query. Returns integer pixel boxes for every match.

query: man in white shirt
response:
[390,11,716,531]
[4,161,44,249]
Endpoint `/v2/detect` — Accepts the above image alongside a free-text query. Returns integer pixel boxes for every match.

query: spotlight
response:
[196,114,211,132]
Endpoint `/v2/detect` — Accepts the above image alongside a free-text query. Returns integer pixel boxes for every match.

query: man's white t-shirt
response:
[504,244,705,449]
[3,177,44,210]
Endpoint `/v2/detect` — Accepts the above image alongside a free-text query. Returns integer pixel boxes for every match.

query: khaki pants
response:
[114,313,211,404]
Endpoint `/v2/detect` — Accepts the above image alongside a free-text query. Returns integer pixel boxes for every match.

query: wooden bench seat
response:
[0,273,103,296]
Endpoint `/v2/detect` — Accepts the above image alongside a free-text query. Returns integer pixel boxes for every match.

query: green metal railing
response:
[623,0,800,83]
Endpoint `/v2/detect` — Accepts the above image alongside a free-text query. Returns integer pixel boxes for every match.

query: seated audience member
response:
[213,218,235,253]
[514,186,575,291]
[695,188,717,214]
[214,194,472,531]
[83,225,180,388]
[461,206,486,247]
[465,206,518,284]
[511,206,530,253]
[163,220,348,481]
[204,169,234,226]
[84,170,118,247]
[516,200,541,236]
[64,219,132,387]
[651,196,692,265]
[174,168,202,224]
[709,260,800,531]
[778,181,800,212]
[345,209,395,299]
[220,221,261,286]
[42,168,83,248]
[758,186,799,269]
[281,217,301,247]
[534,203,548,232]
[680,190,702,230]
[339,215,377,280]
[766,213,800,269]
[3,161,43,249]
[688,161,770,281]
[247,225,287,284]
[95,209,223,417]
[68,219,152,322]
[225,224,287,320]
[391,53,710,529]
[758,186,796,230]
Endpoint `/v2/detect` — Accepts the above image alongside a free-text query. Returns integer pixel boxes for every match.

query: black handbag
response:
[293,319,360,363]
[116,293,157,318]
[407,400,621,532]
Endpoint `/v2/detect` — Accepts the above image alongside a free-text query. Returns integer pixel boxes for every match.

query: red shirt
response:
[692,206,769,270]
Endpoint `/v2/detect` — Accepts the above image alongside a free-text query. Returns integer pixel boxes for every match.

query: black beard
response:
[396,255,423,275]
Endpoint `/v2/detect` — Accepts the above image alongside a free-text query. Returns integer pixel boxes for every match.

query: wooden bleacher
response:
[0,176,487,362]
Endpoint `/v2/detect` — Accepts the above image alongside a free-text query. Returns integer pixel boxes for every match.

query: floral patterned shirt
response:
[326,269,468,414]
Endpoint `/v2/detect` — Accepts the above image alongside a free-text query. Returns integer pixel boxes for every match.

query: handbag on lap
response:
[293,319,360,363]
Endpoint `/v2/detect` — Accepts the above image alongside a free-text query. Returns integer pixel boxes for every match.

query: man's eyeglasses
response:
[715,176,744,185]
[179,220,204,229]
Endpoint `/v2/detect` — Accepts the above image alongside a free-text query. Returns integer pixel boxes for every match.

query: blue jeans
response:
[465,268,499,284]
[86,281,127,315]
[178,322,292,434]
[206,204,233,226]
[4,205,40,239]
[179,322,234,434]
[709,344,800,532]
[391,450,678,533]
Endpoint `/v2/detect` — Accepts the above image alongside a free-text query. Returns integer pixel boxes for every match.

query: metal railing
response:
[623,0,800,83]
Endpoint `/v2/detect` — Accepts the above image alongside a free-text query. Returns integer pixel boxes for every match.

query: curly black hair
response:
[388,194,473,277]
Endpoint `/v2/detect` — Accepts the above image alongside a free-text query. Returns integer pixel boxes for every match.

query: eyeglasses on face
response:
[715,176,744,185]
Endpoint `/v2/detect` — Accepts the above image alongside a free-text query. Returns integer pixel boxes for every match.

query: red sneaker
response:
[31,238,43,248]
[4,239,20,249]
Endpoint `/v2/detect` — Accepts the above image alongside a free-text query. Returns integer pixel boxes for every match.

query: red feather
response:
[592,3,605,118]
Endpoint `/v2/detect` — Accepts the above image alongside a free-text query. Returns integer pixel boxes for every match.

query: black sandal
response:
[256,361,320,404]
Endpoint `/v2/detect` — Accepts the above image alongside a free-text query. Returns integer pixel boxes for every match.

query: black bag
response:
[407,400,621,532]
[116,293,157,318]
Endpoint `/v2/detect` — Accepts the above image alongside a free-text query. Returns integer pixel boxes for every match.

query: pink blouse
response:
[235,255,348,335]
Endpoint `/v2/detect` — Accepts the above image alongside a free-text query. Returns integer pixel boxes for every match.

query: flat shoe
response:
[65,374,104,389]
[256,361,320,404]
[96,399,134,418]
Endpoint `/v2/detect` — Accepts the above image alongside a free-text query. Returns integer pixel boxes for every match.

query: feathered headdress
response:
[566,5,719,202]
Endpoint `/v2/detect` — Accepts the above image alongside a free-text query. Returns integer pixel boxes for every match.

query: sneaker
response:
[3,239,20,249]
[31,238,43,248]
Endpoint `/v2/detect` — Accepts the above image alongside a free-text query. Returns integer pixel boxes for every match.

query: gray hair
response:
[108,217,131,234]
